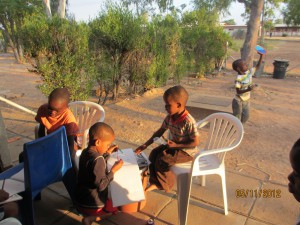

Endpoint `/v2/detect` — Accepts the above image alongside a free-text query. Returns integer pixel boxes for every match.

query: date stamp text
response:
[235,189,281,198]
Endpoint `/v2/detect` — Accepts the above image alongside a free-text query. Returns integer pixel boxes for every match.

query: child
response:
[288,138,300,202]
[135,85,200,192]
[26,88,79,163]
[288,138,300,224]
[232,52,264,123]
[76,122,123,225]
[0,190,21,225]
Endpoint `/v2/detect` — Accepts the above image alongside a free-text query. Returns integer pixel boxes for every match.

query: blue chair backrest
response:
[0,163,24,180]
[22,126,77,225]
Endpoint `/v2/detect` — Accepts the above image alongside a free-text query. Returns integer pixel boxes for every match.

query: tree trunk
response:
[240,0,264,66]
[57,0,66,19]
[16,19,24,62]
[0,26,21,63]
[43,0,52,18]
[0,109,12,169]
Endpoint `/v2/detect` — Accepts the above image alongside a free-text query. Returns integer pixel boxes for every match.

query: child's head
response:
[232,59,248,74]
[48,88,70,117]
[88,122,115,155]
[163,85,188,115]
[288,138,300,202]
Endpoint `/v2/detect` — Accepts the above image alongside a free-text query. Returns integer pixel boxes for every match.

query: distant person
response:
[135,85,200,192]
[288,138,300,224]
[232,51,264,123]
[76,122,123,225]
[19,88,79,164]
[0,190,21,225]
[270,32,272,38]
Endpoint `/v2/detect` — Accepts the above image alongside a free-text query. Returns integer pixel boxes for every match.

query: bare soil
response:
[1,38,300,186]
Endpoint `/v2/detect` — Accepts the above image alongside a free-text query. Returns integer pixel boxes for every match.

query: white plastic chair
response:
[69,101,105,149]
[68,101,105,169]
[34,101,105,169]
[170,112,244,225]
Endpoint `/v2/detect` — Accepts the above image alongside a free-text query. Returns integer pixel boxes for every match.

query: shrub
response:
[22,16,96,100]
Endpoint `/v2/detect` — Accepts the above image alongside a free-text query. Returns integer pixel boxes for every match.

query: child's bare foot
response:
[82,216,100,225]
[145,184,159,192]
[82,217,92,225]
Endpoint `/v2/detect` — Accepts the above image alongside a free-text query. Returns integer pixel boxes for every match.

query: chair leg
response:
[201,175,206,186]
[220,172,228,215]
[177,173,192,225]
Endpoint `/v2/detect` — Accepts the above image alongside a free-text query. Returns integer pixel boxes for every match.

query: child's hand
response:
[167,140,177,148]
[135,144,147,155]
[257,51,264,56]
[111,159,123,173]
[107,144,118,154]
[0,190,9,201]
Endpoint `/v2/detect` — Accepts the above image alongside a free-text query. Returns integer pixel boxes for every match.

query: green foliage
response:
[284,0,300,25]
[0,0,43,61]
[192,0,232,13]
[181,9,232,76]
[223,19,236,25]
[22,16,95,100]
[89,3,148,99]
[232,29,246,39]
[264,20,275,31]
[147,13,186,87]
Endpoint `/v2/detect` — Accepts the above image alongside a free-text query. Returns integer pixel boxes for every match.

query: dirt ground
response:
[1,38,300,187]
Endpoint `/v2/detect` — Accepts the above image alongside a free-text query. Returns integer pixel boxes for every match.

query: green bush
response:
[181,9,232,76]
[22,16,96,100]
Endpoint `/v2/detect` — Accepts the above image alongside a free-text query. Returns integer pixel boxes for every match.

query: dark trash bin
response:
[273,59,289,79]
[253,60,265,77]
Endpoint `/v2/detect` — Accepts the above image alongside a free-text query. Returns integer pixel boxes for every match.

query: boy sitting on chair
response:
[20,88,79,164]
[76,122,123,225]
[288,138,300,224]
[135,85,200,192]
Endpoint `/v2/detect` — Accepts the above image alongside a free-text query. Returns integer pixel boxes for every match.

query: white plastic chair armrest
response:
[196,119,209,128]
[194,147,234,159]
[82,128,89,149]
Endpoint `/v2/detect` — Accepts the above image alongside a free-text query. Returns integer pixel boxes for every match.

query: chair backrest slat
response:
[69,101,105,149]
[198,113,244,163]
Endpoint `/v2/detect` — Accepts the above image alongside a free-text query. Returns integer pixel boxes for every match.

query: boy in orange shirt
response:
[19,88,79,164]
[35,88,79,161]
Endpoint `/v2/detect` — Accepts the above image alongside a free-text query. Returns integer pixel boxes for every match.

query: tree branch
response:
[237,0,251,8]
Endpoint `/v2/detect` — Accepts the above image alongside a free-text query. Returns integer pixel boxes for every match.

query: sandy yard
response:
[1,38,300,188]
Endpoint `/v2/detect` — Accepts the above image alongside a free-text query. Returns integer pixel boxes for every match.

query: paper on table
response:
[0,194,23,204]
[10,169,24,182]
[135,152,150,169]
[0,179,25,197]
[107,148,145,207]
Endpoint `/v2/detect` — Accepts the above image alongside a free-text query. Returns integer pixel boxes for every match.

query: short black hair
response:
[49,88,70,103]
[163,85,189,106]
[232,59,244,72]
[89,122,114,145]
[290,138,300,166]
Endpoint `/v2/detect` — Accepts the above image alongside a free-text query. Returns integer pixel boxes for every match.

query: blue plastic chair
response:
[22,126,77,225]
[0,163,24,180]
